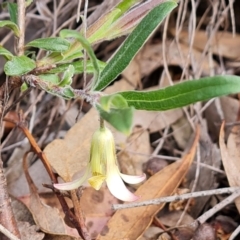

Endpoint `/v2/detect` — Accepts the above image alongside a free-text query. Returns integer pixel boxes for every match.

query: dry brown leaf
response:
[19,163,79,237]
[158,210,194,227]
[171,116,192,149]
[96,127,200,240]
[6,142,31,187]
[118,126,151,176]
[19,189,77,237]
[186,122,221,218]
[219,122,240,213]
[139,226,163,240]
[44,108,99,182]
[80,187,119,239]
[27,188,118,239]
[175,29,240,59]
[133,85,183,133]
[205,96,239,141]
[136,41,216,76]
[134,109,183,133]
[8,160,51,197]
[17,221,45,240]
[121,59,141,88]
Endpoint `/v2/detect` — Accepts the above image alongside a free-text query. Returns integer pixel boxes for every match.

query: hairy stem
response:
[17,0,25,55]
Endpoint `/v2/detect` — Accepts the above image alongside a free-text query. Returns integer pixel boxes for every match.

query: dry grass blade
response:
[96,127,200,240]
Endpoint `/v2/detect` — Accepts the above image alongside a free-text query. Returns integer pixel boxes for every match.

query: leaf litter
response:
[2,1,240,239]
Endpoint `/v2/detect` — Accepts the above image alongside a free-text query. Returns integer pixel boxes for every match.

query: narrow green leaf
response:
[0,45,13,60]
[47,60,106,74]
[109,0,174,39]
[87,1,141,44]
[60,29,100,87]
[59,65,74,86]
[37,52,65,66]
[97,105,134,135]
[26,37,70,52]
[0,20,20,37]
[87,8,121,44]
[61,51,83,62]
[7,3,18,24]
[4,56,36,76]
[118,75,240,111]
[114,0,140,19]
[62,87,75,99]
[93,1,177,91]
[39,74,60,84]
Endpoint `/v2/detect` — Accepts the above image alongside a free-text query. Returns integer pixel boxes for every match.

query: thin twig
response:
[229,0,236,37]
[76,0,82,23]
[196,188,240,224]
[0,223,20,240]
[113,187,240,210]
[71,191,91,240]
[229,225,240,240]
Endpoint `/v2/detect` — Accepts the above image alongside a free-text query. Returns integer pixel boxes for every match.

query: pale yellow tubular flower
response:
[54,126,146,202]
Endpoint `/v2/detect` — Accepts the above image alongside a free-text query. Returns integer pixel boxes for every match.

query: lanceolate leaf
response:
[4,56,36,76]
[26,37,70,52]
[114,0,140,20]
[86,8,121,44]
[59,65,74,86]
[47,60,106,74]
[118,75,240,111]
[0,46,13,60]
[7,3,18,24]
[109,0,173,39]
[93,1,177,91]
[60,29,100,87]
[0,20,19,37]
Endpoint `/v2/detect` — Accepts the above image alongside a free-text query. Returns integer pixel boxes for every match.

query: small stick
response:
[113,187,240,210]
[71,191,91,240]
[197,188,240,224]
[229,225,240,240]
[0,223,20,240]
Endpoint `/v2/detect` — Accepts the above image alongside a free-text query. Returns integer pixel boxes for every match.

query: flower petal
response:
[88,175,106,190]
[120,173,146,184]
[106,169,139,202]
[54,167,90,191]
[54,177,86,190]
